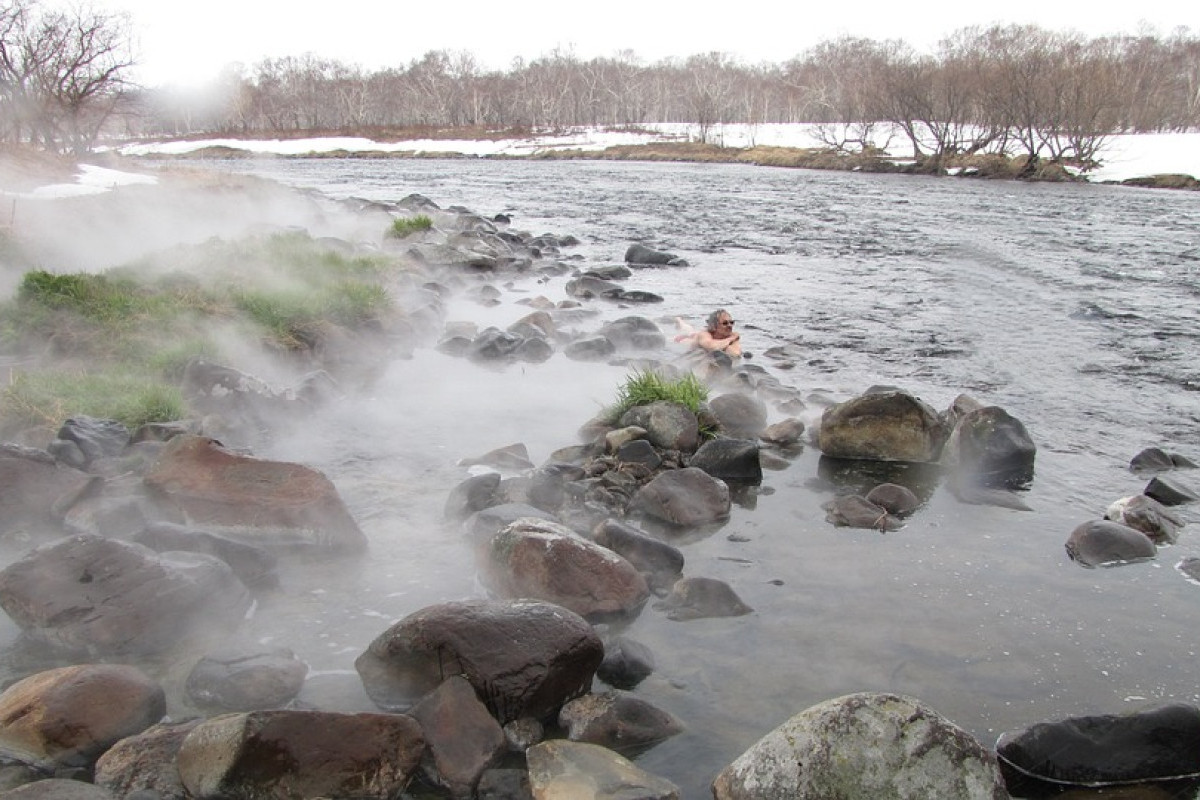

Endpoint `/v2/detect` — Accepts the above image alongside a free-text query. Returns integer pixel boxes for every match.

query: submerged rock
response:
[653,576,752,621]
[527,740,680,800]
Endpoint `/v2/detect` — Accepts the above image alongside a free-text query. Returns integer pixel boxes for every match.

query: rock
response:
[565,276,624,299]
[1130,446,1177,475]
[185,647,308,712]
[0,444,96,538]
[591,518,684,589]
[759,417,805,446]
[942,405,1037,489]
[468,327,526,361]
[688,439,762,484]
[444,473,502,522]
[527,740,680,800]
[502,718,544,752]
[582,265,631,280]
[708,394,768,439]
[133,521,279,590]
[409,676,506,799]
[619,402,699,453]
[1066,520,1157,567]
[712,692,1008,799]
[53,416,130,467]
[559,691,683,755]
[481,518,650,621]
[143,435,367,554]
[176,710,424,800]
[180,359,294,442]
[476,768,532,800]
[355,599,603,723]
[94,719,202,799]
[0,664,165,769]
[598,317,666,350]
[615,439,662,470]
[1105,495,1185,544]
[865,483,922,517]
[0,534,252,657]
[614,289,663,303]
[822,494,902,531]
[459,442,534,471]
[818,389,947,463]
[653,576,752,621]
[564,335,617,361]
[630,467,731,527]
[1144,475,1199,506]
[0,780,118,799]
[996,703,1200,793]
[462,502,558,546]
[597,637,656,692]
[624,244,684,267]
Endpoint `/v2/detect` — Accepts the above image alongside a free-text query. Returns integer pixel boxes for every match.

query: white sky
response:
[60,0,1200,88]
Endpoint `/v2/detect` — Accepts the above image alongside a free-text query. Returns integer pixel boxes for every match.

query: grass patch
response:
[607,368,709,421]
[1,369,186,434]
[387,215,433,238]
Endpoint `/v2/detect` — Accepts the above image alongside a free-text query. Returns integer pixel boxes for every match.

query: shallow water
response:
[23,158,1200,796]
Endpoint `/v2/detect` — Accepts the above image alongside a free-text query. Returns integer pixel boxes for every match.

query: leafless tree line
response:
[2,0,1198,169]
[130,25,1200,169]
[0,0,132,154]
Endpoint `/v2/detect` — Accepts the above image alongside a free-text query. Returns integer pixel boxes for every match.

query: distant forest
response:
[2,0,1199,169]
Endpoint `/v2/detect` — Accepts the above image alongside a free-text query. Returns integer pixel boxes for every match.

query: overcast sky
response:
[72,0,1200,87]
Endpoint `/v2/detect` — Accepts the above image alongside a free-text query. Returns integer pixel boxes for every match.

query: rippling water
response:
[77,159,1200,794]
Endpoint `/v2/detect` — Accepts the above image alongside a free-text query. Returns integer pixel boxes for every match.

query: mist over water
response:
[13,156,1200,796]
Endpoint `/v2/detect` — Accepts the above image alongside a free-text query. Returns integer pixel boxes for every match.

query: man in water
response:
[675,309,742,357]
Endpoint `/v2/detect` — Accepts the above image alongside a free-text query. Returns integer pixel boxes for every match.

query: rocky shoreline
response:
[0,171,1198,799]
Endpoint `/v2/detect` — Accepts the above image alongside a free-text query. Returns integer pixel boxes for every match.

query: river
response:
[84,158,1200,795]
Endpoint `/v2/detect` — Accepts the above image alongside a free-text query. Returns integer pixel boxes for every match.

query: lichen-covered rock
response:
[712,692,1008,799]
[818,389,947,463]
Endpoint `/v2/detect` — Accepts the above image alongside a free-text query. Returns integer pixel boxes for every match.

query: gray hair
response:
[706,309,730,331]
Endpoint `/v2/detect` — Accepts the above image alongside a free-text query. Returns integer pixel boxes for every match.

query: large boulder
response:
[0,665,165,770]
[175,710,424,800]
[996,703,1200,794]
[942,405,1037,489]
[630,467,731,527]
[712,692,1008,799]
[355,599,603,724]
[143,435,367,554]
[619,402,700,453]
[1065,520,1157,567]
[818,389,947,463]
[0,444,95,538]
[481,518,650,621]
[527,740,680,799]
[0,534,252,657]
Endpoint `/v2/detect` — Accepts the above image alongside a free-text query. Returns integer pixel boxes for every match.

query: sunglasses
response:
[719,319,736,327]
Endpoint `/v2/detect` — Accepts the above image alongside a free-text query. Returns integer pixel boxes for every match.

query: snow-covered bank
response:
[109,123,1200,186]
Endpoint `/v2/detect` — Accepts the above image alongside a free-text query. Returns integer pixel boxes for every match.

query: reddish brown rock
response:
[0,665,165,769]
[143,435,366,554]
[0,444,95,537]
[410,676,506,798]
[176,710,423,800]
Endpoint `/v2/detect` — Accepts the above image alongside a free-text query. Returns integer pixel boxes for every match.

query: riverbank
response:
[108,123,1200,189]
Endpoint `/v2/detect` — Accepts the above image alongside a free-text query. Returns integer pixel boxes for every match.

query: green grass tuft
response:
[387,215,433,238]
[2,370,186,434]
[607,368,709,422]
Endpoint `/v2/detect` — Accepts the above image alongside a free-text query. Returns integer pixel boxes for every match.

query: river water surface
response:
[120,159,1200,795]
